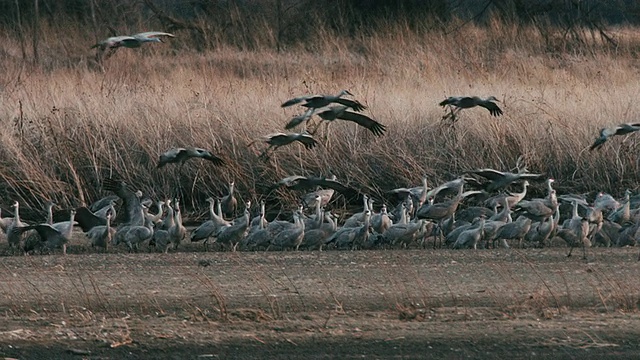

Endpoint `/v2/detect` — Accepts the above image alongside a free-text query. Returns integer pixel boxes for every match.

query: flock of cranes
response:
[0,31,636,258]
[1,153,639,260]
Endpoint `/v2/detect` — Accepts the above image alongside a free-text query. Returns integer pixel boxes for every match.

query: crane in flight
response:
[589,123,640,150]
[439,96,503,122]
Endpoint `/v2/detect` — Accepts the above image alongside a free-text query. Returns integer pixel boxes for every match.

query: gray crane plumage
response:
[439,96,503,117]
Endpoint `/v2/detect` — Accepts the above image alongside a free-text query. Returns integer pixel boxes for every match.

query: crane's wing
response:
[281,95,312,108]
[157,148,185,168]
[14,224,60,240]
[331,98,367,112]
[589,134,607,151]
[313,178,363,201]
[285,112,313,130]
[133,31,175,39]
[198,149,226,166]
[75,207,108,232]
[102,178,144,226]
[388,187,412,196]
[335,111,386,137]
[614,123,640,136]
[467,169,507,181]
[479,101,503,116]
[276,175,308,188]
[294,134,318,149]
[518,173,546,181]
[89,195,119,212]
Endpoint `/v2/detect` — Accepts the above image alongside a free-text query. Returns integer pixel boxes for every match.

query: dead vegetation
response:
[0,4,639,217]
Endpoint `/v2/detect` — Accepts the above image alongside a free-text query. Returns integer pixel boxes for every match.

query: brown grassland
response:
[1,14,640,214]
[1,6,640,358]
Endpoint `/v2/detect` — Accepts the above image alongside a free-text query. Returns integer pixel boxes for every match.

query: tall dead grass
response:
[1,19,640,217]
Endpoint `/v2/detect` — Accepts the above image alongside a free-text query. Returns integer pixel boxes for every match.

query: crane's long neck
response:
[516,182,528,201]
[216,201,223,218]
[572,202,579,219]
[165,206,175,227]
[399,206,407,225]
[45,204,54,225]
[14,203,20,223]
[208,201,216,220]
[363,196,369,212]
[500,198,511,216]
[173,203,183,227]
[259,211,266,230]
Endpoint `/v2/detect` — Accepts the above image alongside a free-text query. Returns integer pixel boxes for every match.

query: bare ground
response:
[1,241,639,359]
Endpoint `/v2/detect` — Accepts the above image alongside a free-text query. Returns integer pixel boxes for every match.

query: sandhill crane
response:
[43,201,56,225]
[283,90,367,130]
[13,209,76,255]
[456,206,495,223]
[157,147,225,169]
[241,202,271,251]
[89,195,120,213]
[103,178,144,226]
[302,210,338,250]
[589,123,640,150]
[563,201,591,259]
[467,168,545,192]
[93,200,117,221]
[314,105,386,137]
[371,204,392,234]
[489,197,512,223]
[445,222,474,246]
[156,200,174,231]
[425,177,467,201]
[389,177,430,208]
[439,96,503,121]
[86,212,115,252]
[593,192,621,212]
[168,200,187,250]
[120,213,154,253]
[249,132,318,159]
[303,195,324,230]
[0,207,14,234]
[145,201,164,225]
[216,203,251,251]
[343,195,372,228]
[416,183,479,245]
[74,207,108,232]
[6,201,28,249]
[250,200,269,228]
[350,210,372,250]
[272,174,362,206]
[516,190,558,222]
[326,210,371,250]
[484,180,529,209]
[91,31,175,51]
[281,90,366,111]
[271,210,306,251]
[495,215,532,248]
[608,190,631,225]
[191,198,231,249]
[152,228,172,253]
[220,182,238,219]
[382,208,427,248]
[452,216,486,250]
[524,206,559,248]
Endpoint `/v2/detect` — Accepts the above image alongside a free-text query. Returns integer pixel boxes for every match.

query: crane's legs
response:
[441,105,460,123]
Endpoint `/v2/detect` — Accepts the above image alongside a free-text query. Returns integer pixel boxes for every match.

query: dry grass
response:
[1,18,640,216]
